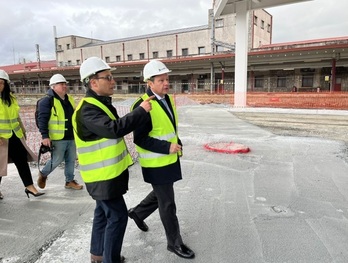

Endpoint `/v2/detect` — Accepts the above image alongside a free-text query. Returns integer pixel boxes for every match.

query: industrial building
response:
[1,8,348,95]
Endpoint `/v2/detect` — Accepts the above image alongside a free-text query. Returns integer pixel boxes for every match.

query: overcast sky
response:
[0,0,347,66]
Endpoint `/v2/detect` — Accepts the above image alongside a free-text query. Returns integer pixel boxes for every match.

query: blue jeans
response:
[40,140,76,182]
[90,197,128,263]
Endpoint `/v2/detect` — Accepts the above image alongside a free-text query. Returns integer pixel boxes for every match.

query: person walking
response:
[37,74,83,190]
[128,60,195,259]
[0,69,44,199]
[72,57,154,263]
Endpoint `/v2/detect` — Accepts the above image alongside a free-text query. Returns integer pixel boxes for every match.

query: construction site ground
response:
[1,94,348,263]
[182,93,348,144]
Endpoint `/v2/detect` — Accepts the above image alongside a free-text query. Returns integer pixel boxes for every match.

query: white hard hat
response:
[49,74,68,86]
[0,69,10,83]
[143,60,171,82]
[80,57,113,82]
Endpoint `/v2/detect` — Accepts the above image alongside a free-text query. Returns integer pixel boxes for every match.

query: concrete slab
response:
[1,104,348,263]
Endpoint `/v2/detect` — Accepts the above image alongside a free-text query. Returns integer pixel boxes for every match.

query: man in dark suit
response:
[129,60,195,259]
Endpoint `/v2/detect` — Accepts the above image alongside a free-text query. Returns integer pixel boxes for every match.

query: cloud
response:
[0,0,346,66]
[0,0,213,65]
[266,0,348,43]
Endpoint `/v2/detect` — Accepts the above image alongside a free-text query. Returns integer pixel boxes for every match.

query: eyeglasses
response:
[95,75,114,81]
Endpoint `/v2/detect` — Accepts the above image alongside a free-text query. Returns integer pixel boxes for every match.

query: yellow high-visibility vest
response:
[0,95,23,139]
[48,95,75,140]
[131,94,179,168]
[72,97,133,183]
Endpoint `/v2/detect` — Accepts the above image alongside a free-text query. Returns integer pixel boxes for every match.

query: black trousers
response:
[6,135,33,187]
[90,196,128,263]
[134,183,183,247]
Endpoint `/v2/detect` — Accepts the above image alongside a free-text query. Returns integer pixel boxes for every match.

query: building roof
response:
[0,60,56,74]
[82,25,209,47]
[261,36,348,49]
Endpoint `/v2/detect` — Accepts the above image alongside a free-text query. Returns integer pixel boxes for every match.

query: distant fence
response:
[246,92,348,110]
[181,92,348,110]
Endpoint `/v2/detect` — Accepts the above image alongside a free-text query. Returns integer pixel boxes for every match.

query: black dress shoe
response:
[167,244,195,259]
[128,208,148,232]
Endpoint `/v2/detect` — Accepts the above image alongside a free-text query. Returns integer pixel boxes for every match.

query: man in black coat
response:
[73,57,154,263]
[37,73,83,190]
[128,60,195,259]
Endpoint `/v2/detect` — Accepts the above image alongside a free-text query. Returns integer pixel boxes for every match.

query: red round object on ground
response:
[204,142,250,154]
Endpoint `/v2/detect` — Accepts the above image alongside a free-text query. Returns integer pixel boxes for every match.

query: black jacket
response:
[74,89,150,200]
[132,88,182,185]
[37,89,74,140]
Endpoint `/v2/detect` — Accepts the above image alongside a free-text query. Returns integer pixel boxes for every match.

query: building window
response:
[59,61,64,67]
[116,81,122,91]
[167,50,173,58]
[215,18,224,28]
[254,77,264,88]
[76,59,80,65]
[105,56,110,63]
[261,20,265,29]
[182,48,188,56]
[139,53,145,60]
[216,45,224,52]
[67,60,72,66]
[198,46,205,55]
[66,44,70,50]
[153,51,158,58]
[302,75,314,87]
[116,55,121,62]
[254,16,258,25]
[277,76,286,87]
[57,45,62,51]
[267,24,271,33]
[127,54,132,61]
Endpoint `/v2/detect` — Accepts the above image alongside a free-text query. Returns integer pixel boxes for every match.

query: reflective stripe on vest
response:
[0,119,11,135]
[79,144,128,171]
[0,118,17,123]
[137,131,177,159]
[131,94,179,168]
[78,138,122,154]
[72,97,133,183]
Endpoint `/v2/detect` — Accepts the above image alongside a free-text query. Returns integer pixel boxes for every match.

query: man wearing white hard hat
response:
[37,74,83,190]
[72,57,154,263]
[129,60,195,259]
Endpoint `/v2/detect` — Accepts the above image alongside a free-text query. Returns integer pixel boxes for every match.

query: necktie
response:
[161,98,173,120]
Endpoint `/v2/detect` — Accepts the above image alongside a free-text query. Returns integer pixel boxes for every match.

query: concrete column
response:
[234,1,249,107]
[210,62,215,94]
[331,58,336,92]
